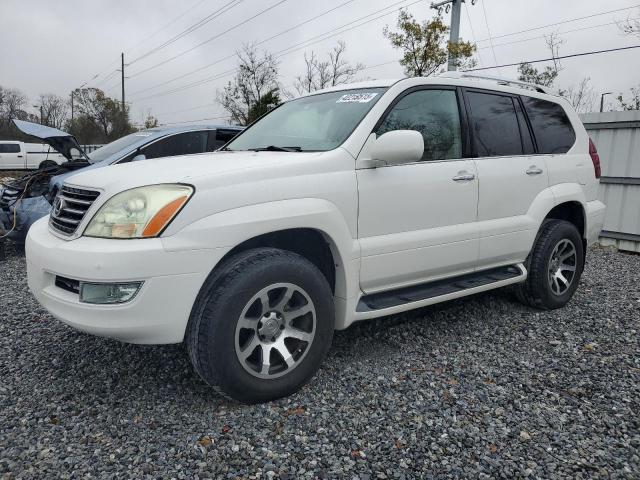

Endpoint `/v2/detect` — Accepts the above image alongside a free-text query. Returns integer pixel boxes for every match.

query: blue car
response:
[0,121,242,241]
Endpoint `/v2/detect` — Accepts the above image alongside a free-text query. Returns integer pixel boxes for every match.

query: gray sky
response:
[1,0,639,126]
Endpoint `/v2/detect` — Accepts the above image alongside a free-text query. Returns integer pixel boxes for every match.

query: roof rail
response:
[438,71,553,95]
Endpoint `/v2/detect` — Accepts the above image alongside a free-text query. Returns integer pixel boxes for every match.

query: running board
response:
[356,264,526,316]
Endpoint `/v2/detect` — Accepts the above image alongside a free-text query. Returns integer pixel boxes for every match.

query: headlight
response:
[84,184,193,239]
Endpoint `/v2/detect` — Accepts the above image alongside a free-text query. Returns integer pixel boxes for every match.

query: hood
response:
[12,119,89,162]
[64,150,326,193]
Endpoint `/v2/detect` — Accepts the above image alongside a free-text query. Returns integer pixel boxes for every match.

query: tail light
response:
[589,138,601,179]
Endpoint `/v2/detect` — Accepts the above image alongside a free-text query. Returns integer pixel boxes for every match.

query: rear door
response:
[464,89,548,269]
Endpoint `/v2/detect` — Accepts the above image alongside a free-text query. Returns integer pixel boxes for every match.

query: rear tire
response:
[186,248,334,403]
[515,220,584,310]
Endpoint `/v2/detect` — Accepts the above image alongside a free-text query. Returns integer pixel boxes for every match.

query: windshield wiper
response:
[249,145,303,152]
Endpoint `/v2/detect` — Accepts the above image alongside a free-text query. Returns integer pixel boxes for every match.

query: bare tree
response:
[616,85,640,111]
[619,12,640,37]
[294,41,365,95]
[217,44,279,125]
[518,32,564,87]
[144,113,159,129]
[37,93,69,129]
[560,78,596,113]
[0,87,28,121]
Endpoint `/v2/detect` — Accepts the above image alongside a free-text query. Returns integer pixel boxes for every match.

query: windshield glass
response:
[226,88,387,152]
[88,131,155,163]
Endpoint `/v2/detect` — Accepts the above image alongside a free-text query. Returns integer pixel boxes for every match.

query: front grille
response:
[49,185,100,236]
[0,187,20,211]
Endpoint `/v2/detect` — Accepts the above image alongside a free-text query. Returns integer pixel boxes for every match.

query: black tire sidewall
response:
[532,221,584,309]
[193,249,334,403]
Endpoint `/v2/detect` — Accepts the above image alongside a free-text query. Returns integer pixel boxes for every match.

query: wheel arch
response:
[219,227,342,296]
[544,201,586,238]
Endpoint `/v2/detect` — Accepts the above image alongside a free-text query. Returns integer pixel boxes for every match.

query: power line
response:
[464,0,483,66]
[130,0,420,102]
[274,0,418,57]
[475,3,640,43]
[464,44,640,72]
[128,0,242,65]
[128,0,291,79]
[129,0,356,97]
[77,0,209,88]
[126,0,209,55]
[477,17,640,51]
[479,0,500,73]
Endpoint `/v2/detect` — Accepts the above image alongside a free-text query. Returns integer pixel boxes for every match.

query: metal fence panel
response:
[580,111,640,252]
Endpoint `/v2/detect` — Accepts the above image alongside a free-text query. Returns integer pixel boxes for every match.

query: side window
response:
[143,131,209,159]
[0,144,20,153]
[206,129,240,151]
[375,89,462,162]
[521,96,576,154]
[466,91,523,157]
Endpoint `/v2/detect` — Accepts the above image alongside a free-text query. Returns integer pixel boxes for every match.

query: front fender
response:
[161,198,361,328]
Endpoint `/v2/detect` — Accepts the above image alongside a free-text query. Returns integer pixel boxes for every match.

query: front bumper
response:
[26,218,229,344]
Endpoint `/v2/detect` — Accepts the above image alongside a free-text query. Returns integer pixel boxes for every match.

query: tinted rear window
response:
[466,91,523,157]
[521,96,575,154]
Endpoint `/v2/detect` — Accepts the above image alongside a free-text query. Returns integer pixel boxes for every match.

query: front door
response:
[357,87,479,293]
[463,89,549,269]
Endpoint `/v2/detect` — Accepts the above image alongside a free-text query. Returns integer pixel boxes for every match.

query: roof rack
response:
[438,71,553,95]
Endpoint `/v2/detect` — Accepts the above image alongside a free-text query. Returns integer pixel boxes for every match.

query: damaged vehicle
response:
[0,120,91,241]
[0,120,243,241]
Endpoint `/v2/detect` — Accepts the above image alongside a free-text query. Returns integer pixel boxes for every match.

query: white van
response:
[0,141,66,170]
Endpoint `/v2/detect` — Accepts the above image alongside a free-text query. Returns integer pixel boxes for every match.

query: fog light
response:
[79,282,143,304]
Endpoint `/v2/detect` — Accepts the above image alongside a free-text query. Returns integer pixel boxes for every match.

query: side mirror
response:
[369,130,424,167]
[132,154,146,162]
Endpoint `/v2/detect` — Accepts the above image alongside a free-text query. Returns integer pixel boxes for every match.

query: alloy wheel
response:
[547,238,577,295]
[234,282,316,379]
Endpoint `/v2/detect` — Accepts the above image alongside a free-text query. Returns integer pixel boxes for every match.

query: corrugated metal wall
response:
[580,111,640,253]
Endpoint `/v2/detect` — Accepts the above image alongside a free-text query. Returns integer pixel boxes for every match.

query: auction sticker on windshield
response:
[336,93,379,103]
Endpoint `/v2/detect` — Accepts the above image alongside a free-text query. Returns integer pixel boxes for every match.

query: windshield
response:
[226,88,387,152]
[88,131,155,163]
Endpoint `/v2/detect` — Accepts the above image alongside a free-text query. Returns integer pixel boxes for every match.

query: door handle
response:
[452,172,475,182]
[17,155,23,158]
[526,166,543,175]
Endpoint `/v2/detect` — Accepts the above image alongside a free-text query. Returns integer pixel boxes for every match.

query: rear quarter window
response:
[521,96,576,154]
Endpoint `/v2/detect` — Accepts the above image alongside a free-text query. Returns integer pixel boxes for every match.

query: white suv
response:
[26,74,606,403]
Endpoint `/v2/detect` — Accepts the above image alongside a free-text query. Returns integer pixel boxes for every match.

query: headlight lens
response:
[84,184,193,239]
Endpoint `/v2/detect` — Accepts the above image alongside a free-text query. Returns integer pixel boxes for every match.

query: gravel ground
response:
[1,241,638,479]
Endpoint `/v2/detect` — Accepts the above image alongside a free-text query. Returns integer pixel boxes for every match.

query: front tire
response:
[187,248,334,403]
[515,220,584,310]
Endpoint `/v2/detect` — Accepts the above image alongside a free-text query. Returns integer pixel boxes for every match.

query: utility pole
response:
[431,0,465,71]
[70,91,74,122]
[121,52,126,113]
